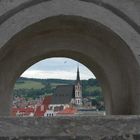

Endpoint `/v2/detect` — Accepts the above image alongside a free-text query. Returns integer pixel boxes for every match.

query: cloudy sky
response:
[21,57,95,80]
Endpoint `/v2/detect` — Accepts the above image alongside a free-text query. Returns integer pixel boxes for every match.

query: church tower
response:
[74,66,83,106]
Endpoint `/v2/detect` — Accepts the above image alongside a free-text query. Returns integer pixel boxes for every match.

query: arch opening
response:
[0,15,139,115]
[12,57,105,117]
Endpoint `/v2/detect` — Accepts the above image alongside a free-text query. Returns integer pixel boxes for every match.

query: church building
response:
[50,67,83,110]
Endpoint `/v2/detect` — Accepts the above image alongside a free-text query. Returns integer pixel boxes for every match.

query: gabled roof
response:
[34,95,52,116]
[52,85,75,104]
[42,95,52,108]
[34,106,45,117]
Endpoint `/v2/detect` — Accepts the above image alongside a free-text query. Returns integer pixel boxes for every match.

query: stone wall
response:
[0,116,140,140]
[0,1,140,139]
[0,0,140,115]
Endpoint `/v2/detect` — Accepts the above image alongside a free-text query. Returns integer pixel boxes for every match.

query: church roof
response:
[52,85,75,104]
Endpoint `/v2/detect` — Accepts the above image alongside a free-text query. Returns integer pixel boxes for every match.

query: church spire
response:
[76,65,80,83]
[74,65,83,106]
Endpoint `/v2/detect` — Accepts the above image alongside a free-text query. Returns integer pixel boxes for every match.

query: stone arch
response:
[0,0,140,116]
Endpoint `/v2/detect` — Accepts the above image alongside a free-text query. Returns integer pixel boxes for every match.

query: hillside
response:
[13,77,103,101]
[15,77,73,90]
[15,80,45,90]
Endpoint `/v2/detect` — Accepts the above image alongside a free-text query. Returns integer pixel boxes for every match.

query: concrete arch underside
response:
[0,0,140,116]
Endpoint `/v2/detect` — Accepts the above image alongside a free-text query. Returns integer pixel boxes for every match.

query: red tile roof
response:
[34,106,45,117]
[42,95,52,109]
[57,107,77,115]
[12,95,52,117]
[34,95,52,117]
[11,107,34,116]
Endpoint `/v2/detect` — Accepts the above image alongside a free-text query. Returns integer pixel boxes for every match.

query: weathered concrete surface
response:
[0,2,140,140]
[0,116,140,140]
[0,0,140,115]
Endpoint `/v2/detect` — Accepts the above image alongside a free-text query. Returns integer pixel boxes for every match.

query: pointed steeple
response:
[77,66,80,81]
[76,66,80,84]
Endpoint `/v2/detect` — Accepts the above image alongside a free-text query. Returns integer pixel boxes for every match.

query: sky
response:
[21,57,95,80]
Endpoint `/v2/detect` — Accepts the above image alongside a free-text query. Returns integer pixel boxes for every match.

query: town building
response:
[49,67,83,111]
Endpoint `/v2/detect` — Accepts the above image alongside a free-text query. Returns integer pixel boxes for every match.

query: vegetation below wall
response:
[13,77,103,103]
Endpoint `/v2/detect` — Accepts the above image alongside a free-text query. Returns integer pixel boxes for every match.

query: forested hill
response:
[15,77,100,88]
[14,77,103,101]
[16,77,74,86]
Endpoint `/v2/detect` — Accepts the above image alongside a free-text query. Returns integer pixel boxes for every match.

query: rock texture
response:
[0,116,140,139]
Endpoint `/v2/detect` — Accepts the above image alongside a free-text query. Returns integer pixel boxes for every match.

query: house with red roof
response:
[34,95,52,116]
[12,107,34,117]
[12,95,52,117]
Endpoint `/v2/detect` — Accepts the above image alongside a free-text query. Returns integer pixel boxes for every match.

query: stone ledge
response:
[0,116,140,140]
[0,136,140,140]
